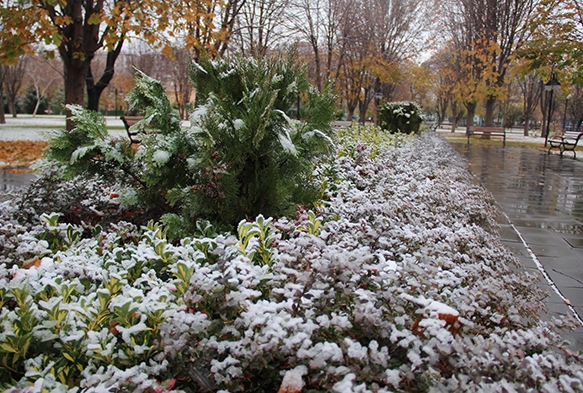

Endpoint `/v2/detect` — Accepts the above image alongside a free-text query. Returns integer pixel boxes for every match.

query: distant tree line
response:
[1,0,582,131]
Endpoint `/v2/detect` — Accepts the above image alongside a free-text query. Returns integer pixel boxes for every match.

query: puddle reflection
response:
[452,143,583,235]
[0,168,36,194]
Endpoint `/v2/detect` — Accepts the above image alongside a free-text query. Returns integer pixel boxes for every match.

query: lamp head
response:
[544,73,561,92]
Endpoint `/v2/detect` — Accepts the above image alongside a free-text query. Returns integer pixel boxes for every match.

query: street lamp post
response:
[296,93,301,120]
[115,88,119,116]
[562,93,573,131]
[374,90,383,124]
[544,74,561,147]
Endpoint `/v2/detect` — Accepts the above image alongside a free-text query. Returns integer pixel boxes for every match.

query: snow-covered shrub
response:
[184,53,337,227]
[378,101,424,134]
[0,221,192,391]
[1,130,582,392]
[171,133,581,392]
[0,169,135,269]
[336,123,411,161]
[43,105,137,181]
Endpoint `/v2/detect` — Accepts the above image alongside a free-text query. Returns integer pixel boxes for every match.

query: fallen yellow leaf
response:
[0,141,48,168]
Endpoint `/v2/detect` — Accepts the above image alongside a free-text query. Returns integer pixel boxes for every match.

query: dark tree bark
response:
[47,0,101,129]
[86,40,124,112]
[0,66,5,124]
[3,59,27,118]
[465,101,477,132]
[43,0,134,129]
[451,100,459,133]
[518,72,542,136]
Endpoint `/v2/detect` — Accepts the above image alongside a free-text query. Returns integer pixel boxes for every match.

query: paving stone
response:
[452,142,583,353]
[499,225,522,243]
[529,244,566,257]
[564,237,583,248]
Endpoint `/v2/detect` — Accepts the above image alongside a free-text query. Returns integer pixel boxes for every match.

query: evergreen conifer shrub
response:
[378,101,424,134]
[41,53,337,234]
[185,53,337,228]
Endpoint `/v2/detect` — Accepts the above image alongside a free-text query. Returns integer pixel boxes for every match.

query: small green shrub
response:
[0,221,190,391]
[378,101,424,134]
[185,53,338,227]
[336,123,411,160]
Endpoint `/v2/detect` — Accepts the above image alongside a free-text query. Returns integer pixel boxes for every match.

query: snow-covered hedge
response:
[1,130,582,392]
[377,102,424,135]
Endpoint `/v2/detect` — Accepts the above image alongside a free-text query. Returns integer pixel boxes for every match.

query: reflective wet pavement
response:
[452,142,583,351]
[0,168,36,199]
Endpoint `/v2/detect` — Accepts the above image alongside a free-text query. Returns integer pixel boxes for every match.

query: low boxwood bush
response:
[378,101,424,134]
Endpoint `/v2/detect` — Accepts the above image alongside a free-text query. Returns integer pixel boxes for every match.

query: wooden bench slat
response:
[548,130,583,159]
[121,115,145,144]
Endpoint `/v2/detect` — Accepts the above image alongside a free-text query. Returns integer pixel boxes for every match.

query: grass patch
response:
[437,131,583,160]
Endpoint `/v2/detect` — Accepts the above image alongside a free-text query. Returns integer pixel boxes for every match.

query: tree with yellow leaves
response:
[0,0,242,129]
[442,0,540,128]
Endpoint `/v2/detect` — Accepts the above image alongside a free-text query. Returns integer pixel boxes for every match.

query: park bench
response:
[467,126,506,146]
[331,121,352,129]
[120,115,145,144]
[548,130,583,159]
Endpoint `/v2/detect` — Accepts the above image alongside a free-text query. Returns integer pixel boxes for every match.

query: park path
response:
[452,141,583,352]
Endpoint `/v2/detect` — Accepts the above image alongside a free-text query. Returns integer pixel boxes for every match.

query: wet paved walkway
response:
[452,142,583,352]
[0,168,36,201]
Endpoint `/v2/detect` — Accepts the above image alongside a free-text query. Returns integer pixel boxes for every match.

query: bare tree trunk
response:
[346,97,358,121]
[438,95,449,127]
[27,57,59,118]
[32,85,41,117]
[358,86,373,124]
[86,41,124,112]
[311,40,322,91]
[4,59,27,118]
[64,61,90,130]
[358,100,367,124]
[450,101,458,133]
[540,89,548,138]
[8,98,17,118]
[518,74,542,136]
[466,102,476,132]
[0,84,5,124]
[484,96,496,126]
[0,66,5,124]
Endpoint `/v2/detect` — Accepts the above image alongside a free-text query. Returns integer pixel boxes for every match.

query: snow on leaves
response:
[1,131,582,392]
